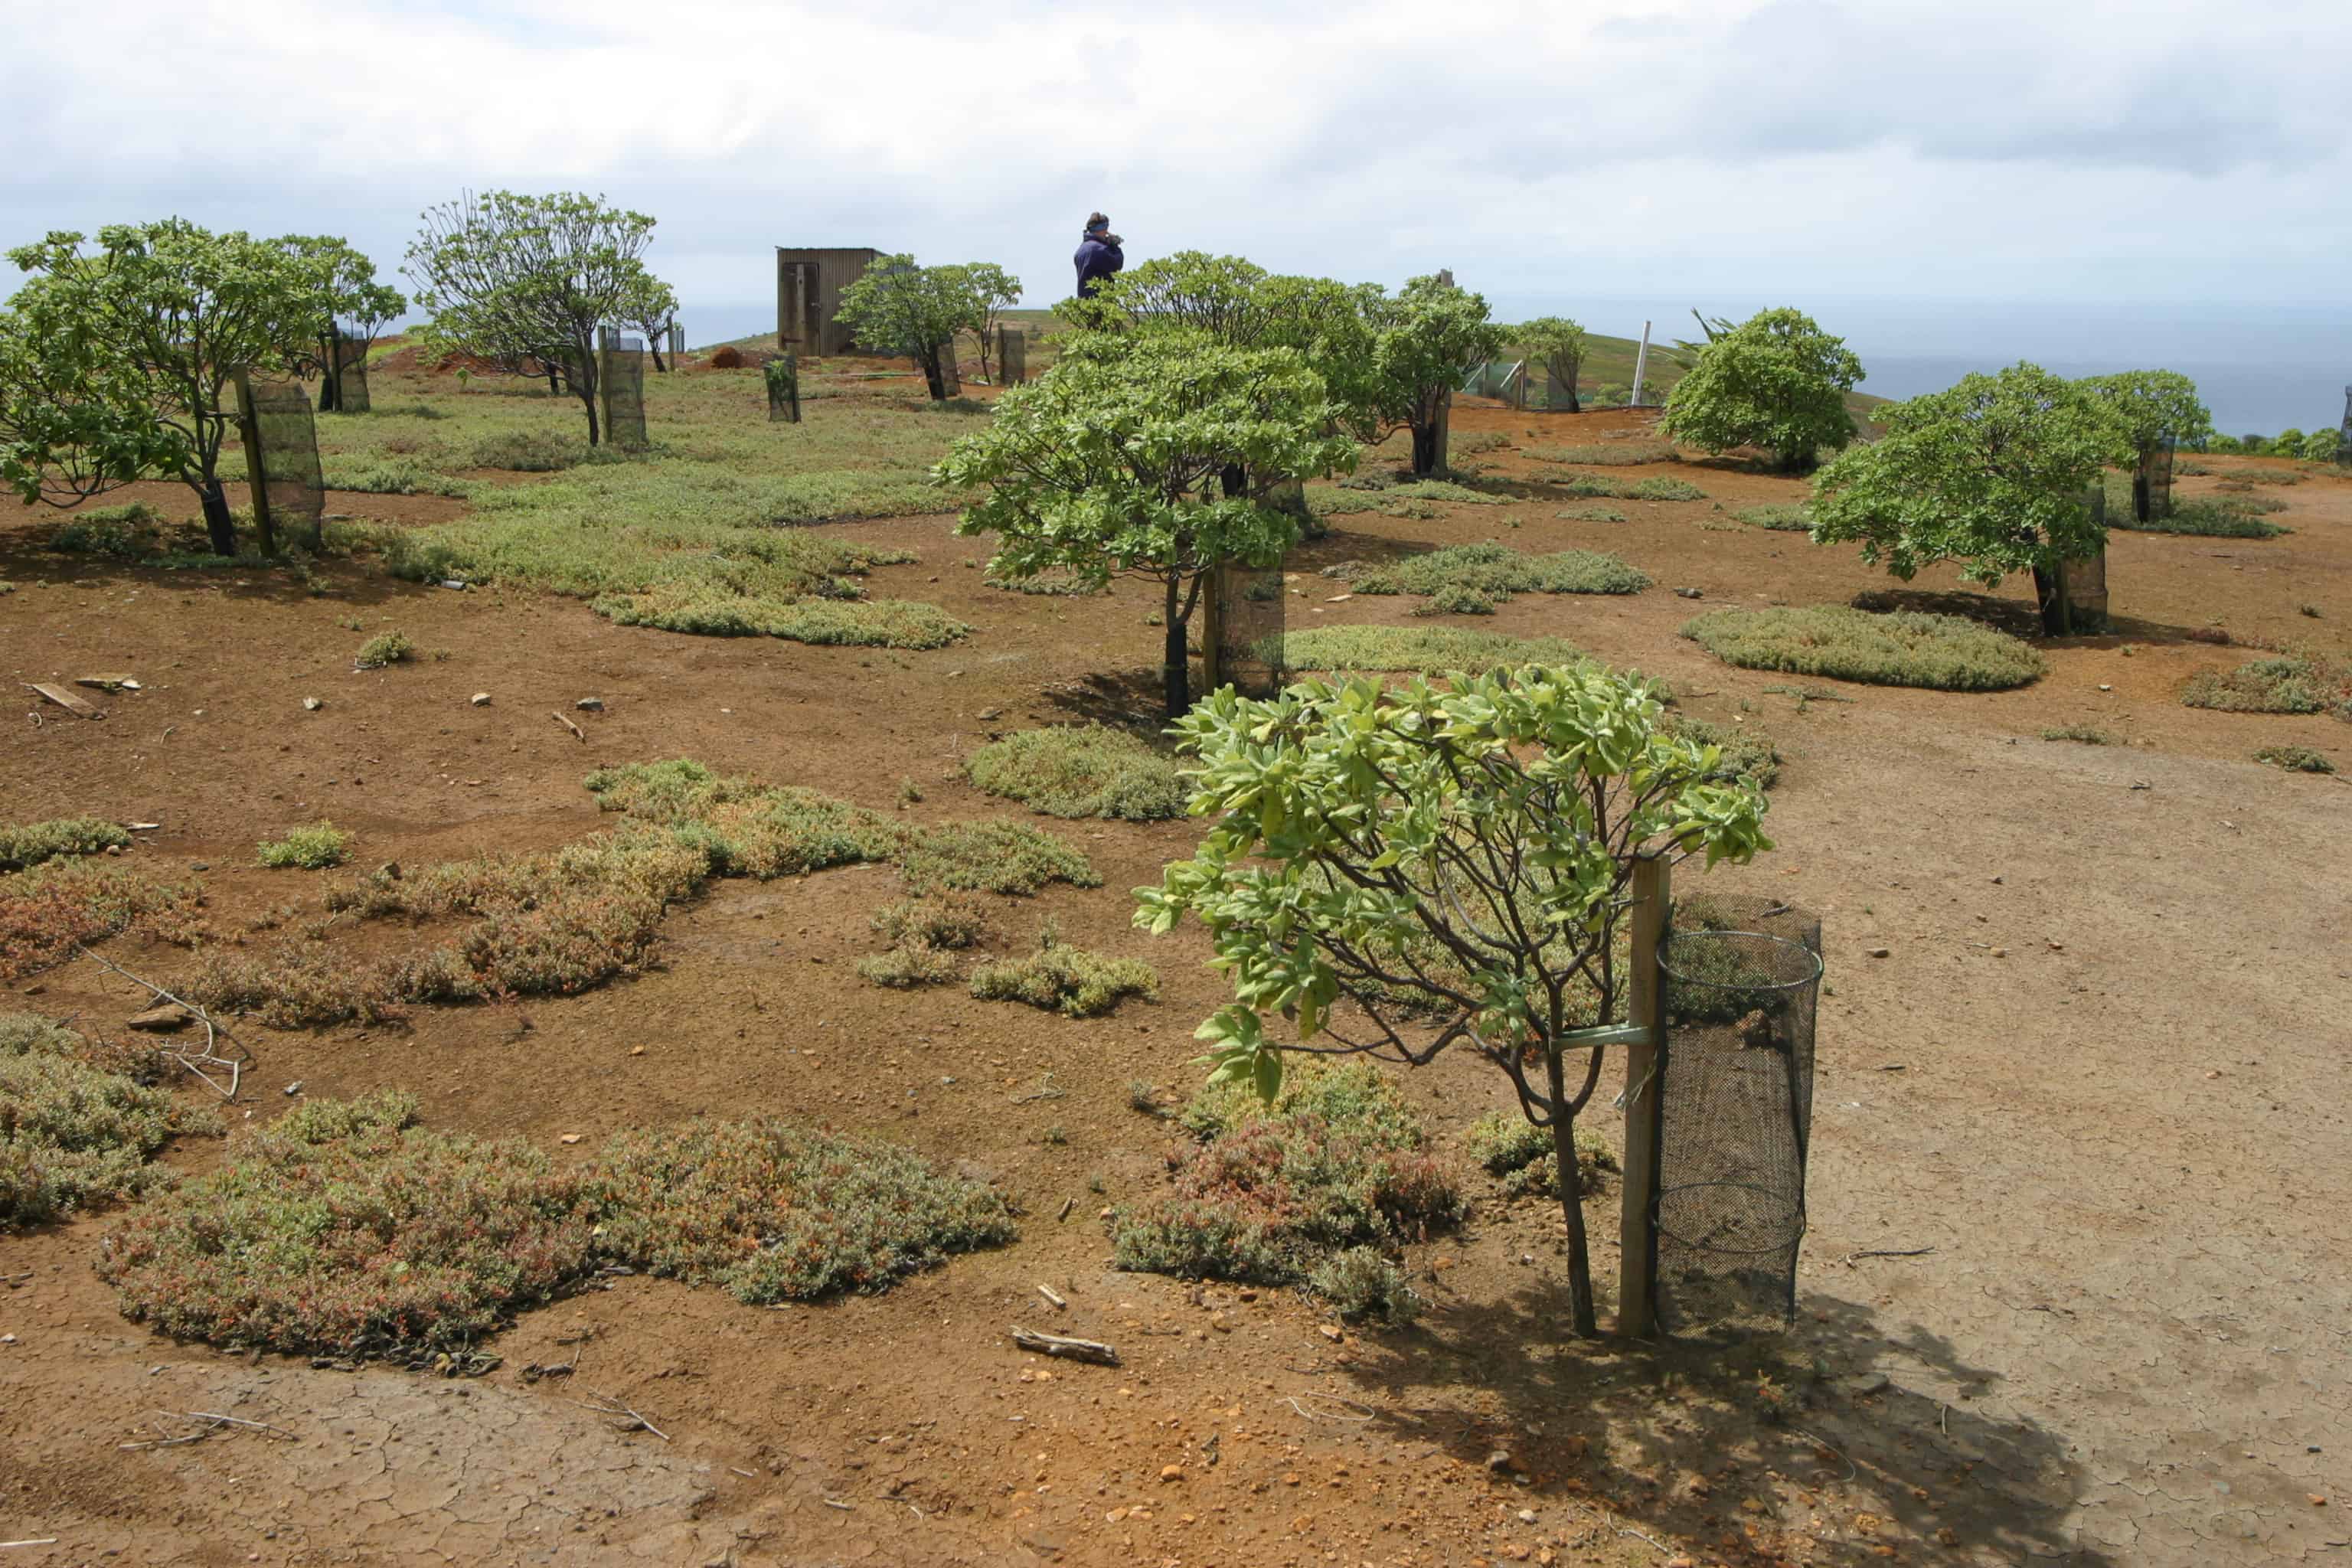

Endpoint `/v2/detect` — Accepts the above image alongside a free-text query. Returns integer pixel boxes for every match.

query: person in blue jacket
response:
[1073,214,1124,299]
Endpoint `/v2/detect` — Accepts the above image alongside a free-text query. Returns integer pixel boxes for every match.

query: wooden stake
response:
[230,368,278,557]
[1010,1326,1119,1366]
[1618,853,1668,1337]
[551,710,585,742]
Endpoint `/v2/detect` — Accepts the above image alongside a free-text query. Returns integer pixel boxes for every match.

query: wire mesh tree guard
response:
[231,369,325,554]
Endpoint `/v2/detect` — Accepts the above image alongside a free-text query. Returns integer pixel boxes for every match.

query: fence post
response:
[1619,852,1669,1337]
[1629,321,1653,408]
[230,367,277,557]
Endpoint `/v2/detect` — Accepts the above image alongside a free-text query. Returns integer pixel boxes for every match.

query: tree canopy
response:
[1517,315,1589,412]
[2078,369,2212,457]
[936,262,1021,382]
[1367,274,1508,476]
[279,234,405,410]
[936,332,1356,715]
[1661,306,1862,472]
[1138,663,1772,1331]
[3,220,325,549]
[1811,361,2131,622]
[834,255,979,400]
[404,190,663,443]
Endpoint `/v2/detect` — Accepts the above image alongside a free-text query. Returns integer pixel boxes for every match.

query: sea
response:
[672,296,2352,441]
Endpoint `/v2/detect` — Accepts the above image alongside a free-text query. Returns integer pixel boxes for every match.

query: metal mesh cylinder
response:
[1216,557,1287,697]
[599,331,648,449]
[236,373,325,552]
[1652,896,1821,1332]
[331,328,371,413]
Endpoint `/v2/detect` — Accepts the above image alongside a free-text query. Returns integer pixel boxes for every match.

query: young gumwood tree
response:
[834,254,980,400]
[5,221,324,552]
[0,292,185,511]
[618,270,681,372]
[1367,274,1508,477]
[404,191,662,443]
[1811,362,2132,634]
[936,333,1357,717]
[1661,307,1863,472]
[279,236,405,410]
[1137,665,1772,1335]
[1517,316,1589,412]
[940,263,1021,383]
[2078,370,2211,521]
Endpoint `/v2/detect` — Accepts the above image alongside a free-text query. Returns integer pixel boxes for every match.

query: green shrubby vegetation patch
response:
[1683,606,2046,691]
[1113,1063,1460,1307]
[0,818,130,873]
[353,630,413,668]
[256,822,351,870]
[2,1013,182,1229]
[1663,716,1779,790]
[2182,655,2350,717]
[1532,443,1676,466]
[968,939,1158,1018]
[966,727,1187,820]
[95,1092,593,1357]
[1733,504,1813,531]
[1464,1109,1618,1200]
[2042,724,2116,745]
[2255,744,2335,773]
[1347,543,1648,611]
[1278,625,1596,678]
[1,859,206,981]
[587,1119,1017,1305]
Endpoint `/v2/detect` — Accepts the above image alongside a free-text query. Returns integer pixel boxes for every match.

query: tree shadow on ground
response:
[1847,586,2236,652]
[1333,1279,2104,1566]
[0,529,420,614]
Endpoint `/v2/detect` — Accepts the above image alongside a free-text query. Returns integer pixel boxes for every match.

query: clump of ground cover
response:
[0,859,206,981]
[51,504,162,557]
[1277,625,1595,678]
[0,818,129,872]
[1465,1109,1618,1200]
[1683,606,2046,691]
[1557,474,1707,501]
[1534,443,1676,466]
[858,942,960,988]
[1554,505,1628,522]
[587,1119,1017,1305]
[2181,654,2350,717]
[871,895,989,949]
[2255,745,2335,773]
[257,822,351,870]
[185,761,1096,1027]
[1308,1246,1421,1325]
[2110,498,2288,538]
[965,727,1187,820]
[353,630,413,668]
[1733,504,1813,531]
[95,1091,598,1357]
[1347,543,1648,614]
[1115,1062,1462,1292]
[968,936,1158,1018]
[2,1013,183,1229]
[2042,724,2116,744]
[325,460,469,498]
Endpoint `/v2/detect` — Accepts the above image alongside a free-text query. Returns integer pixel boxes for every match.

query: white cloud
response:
[6,0,2349,328]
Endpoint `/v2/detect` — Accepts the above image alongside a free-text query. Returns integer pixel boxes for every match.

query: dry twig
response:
[1009,1326,1119,1365]
[580,1390,671,1442]
[72,945,247,1100]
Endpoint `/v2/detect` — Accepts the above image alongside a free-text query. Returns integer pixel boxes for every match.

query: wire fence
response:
[598,330,648,449]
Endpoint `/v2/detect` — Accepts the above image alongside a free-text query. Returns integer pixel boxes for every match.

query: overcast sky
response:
[7,0,2350,338]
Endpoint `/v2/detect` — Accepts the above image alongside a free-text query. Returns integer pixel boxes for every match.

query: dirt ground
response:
[2,403,2348,1566]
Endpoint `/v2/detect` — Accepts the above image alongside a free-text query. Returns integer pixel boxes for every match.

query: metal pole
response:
[1618,852,1668,1336]
[1630,322,1653,409]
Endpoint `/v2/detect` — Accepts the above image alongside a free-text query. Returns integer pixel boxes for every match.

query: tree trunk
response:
[648,338,668,374]
[1162,576,1190,718]
[2031,564,2071,636]
[199,477,237,557]
[1410,422,1442,478]
[1544,1050,1599,1337]
[582,381,601,448]
[1220,464,1247,499]
[2132,466,2152,524]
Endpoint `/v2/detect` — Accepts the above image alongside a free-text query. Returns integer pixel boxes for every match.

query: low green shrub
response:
[1278,625,1605,680]
[1114,1062,1462,1284]
[1534,443,1675,466]
[95,1092,597,1357]
[1682,606,2046,691]
[1308,1246,1420,1325]
[353,630,413,669]
[969,939,1158,1018]
[1387,479,1508,506]
[898,820,1099,896]
[1463,1109,1617,1200]
[1553,505,1628,523]
[328,460,469,498]
[2042,724,2116,744]
[871,895,988,949]
[469,430,599,472]
[1351,543,1648,606]
[2255,744,2335,774]
[594,588,968,649]
[966,727,1187,820]
[1632,475,1707,501]
[256,822,351,871]
[587,1119,1016,1305]
[2,1014,181,1229]
[858,942,959,988]
[52,505,161,557]
[1733,504,1812,531]
[0,817,129,872]
[1551,473,1703,501]
[2181,655,2345,716]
